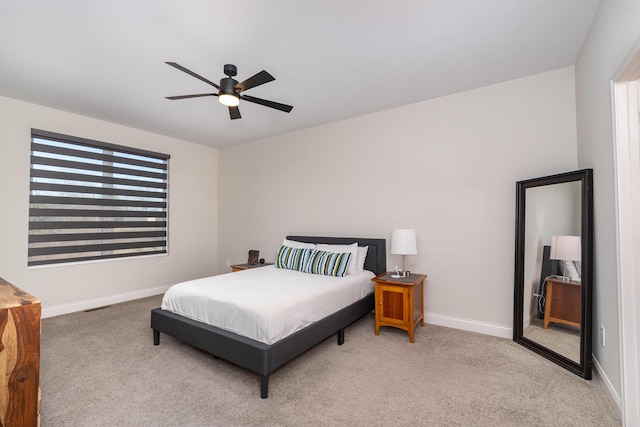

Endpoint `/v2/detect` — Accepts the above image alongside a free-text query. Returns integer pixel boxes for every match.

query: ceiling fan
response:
[165,62,293,120]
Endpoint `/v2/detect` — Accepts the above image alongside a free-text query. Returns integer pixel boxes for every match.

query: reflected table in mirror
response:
[543,277,581,329]
[522,276,582,363]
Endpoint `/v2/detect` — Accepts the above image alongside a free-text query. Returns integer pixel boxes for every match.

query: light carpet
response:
[40,295,620,426]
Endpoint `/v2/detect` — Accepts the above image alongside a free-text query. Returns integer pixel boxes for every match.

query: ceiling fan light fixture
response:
[218,93,240,107]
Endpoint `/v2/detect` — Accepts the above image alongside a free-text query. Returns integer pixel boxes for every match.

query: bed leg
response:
[260,375,269,399]
[338,328,345,345]
[153,329,160,345]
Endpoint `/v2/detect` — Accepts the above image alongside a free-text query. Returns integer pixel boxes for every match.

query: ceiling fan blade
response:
[165,93,218,100]
[229,106,241,120]
[165,62,221,90]
[241,94,293,113]
[235,70,275,92]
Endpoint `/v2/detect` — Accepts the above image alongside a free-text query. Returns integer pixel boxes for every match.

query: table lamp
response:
[550,235,581,281]
[391,229,417,276]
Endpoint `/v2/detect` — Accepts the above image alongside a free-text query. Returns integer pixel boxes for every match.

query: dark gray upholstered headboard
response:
[286,236,386,276]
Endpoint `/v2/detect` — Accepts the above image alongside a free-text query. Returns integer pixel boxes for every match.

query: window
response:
[28,129,169,267]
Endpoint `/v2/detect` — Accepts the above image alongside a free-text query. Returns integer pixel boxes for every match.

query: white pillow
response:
[282,238,316,249]
[316,242,358,275]
[357,246,369,273]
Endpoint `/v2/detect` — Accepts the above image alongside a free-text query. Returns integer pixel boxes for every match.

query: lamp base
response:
[392,255,413,277]
[392,265,411,278]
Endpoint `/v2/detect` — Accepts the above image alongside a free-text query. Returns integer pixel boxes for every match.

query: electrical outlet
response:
[600,325,606,346]
[226,260,231,268]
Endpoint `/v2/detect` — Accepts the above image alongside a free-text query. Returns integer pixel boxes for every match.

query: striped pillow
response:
[275,245,314,271]
[303,250,352,277]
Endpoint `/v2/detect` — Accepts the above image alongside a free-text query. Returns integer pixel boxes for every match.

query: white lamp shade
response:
[390,229,417,255]
[550,235,581,262]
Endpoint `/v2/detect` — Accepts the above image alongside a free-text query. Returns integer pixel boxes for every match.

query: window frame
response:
[28,129,170,267]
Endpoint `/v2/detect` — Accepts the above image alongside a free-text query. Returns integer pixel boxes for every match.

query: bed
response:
[151,236,386,398]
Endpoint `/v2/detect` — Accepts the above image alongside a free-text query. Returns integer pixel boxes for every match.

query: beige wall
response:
[218,67,578,333]
[0,96,219,316]
[575,0,640,414]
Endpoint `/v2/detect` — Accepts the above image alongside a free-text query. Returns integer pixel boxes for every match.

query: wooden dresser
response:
[0,277,41,427]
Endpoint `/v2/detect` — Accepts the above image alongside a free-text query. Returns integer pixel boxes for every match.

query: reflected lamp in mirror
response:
[550,235,581,281]
[391,229,417,275]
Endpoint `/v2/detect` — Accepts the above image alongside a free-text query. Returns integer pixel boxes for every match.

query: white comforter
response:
[161,266,375,345]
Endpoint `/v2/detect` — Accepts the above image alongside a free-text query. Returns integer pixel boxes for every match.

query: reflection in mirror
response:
[514,169,593,379]
[522,181,581,363]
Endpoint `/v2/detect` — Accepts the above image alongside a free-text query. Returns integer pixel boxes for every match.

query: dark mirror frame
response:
[514,169,593,379]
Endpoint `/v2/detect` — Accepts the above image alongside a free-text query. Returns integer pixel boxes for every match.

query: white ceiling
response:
[0,1,600,148]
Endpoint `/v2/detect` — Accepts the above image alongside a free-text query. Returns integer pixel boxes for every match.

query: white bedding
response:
[161,266,375,345]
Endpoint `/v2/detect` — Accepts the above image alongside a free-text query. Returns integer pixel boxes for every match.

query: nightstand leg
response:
[543,282,553,329]
[419,280,425,327]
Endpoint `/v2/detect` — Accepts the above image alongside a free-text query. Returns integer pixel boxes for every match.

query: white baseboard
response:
[41,286,170,319]
[424,312,513,339]
[592,355,622,420]
[44,292,515,337]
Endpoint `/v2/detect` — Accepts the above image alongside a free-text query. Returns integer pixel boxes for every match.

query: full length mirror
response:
[514,169,593,379]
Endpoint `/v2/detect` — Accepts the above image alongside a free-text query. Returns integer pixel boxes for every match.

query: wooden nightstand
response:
[372,272,427,343]
[543,277,581,329]
[230,262,273,272]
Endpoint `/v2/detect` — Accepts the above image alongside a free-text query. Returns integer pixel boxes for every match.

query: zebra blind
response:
[28,129,170,267]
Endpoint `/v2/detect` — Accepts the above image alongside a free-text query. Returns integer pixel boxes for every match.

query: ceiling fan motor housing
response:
[221,64,239,95]
[223,64,237,77]
[220,77,239,95]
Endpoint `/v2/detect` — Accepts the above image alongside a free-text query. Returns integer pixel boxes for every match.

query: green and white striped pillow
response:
[275,245,314,271]
[303,249,352,277]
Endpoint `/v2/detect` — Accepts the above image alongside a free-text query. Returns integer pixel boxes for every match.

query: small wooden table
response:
[230,262,273,272]
[372,272,427,343]
[543,277,581,328]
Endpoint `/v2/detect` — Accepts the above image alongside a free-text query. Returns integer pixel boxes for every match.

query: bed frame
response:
[151,236,386,398]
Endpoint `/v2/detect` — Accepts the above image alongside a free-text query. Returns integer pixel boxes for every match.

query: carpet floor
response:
[40,295,620,426]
